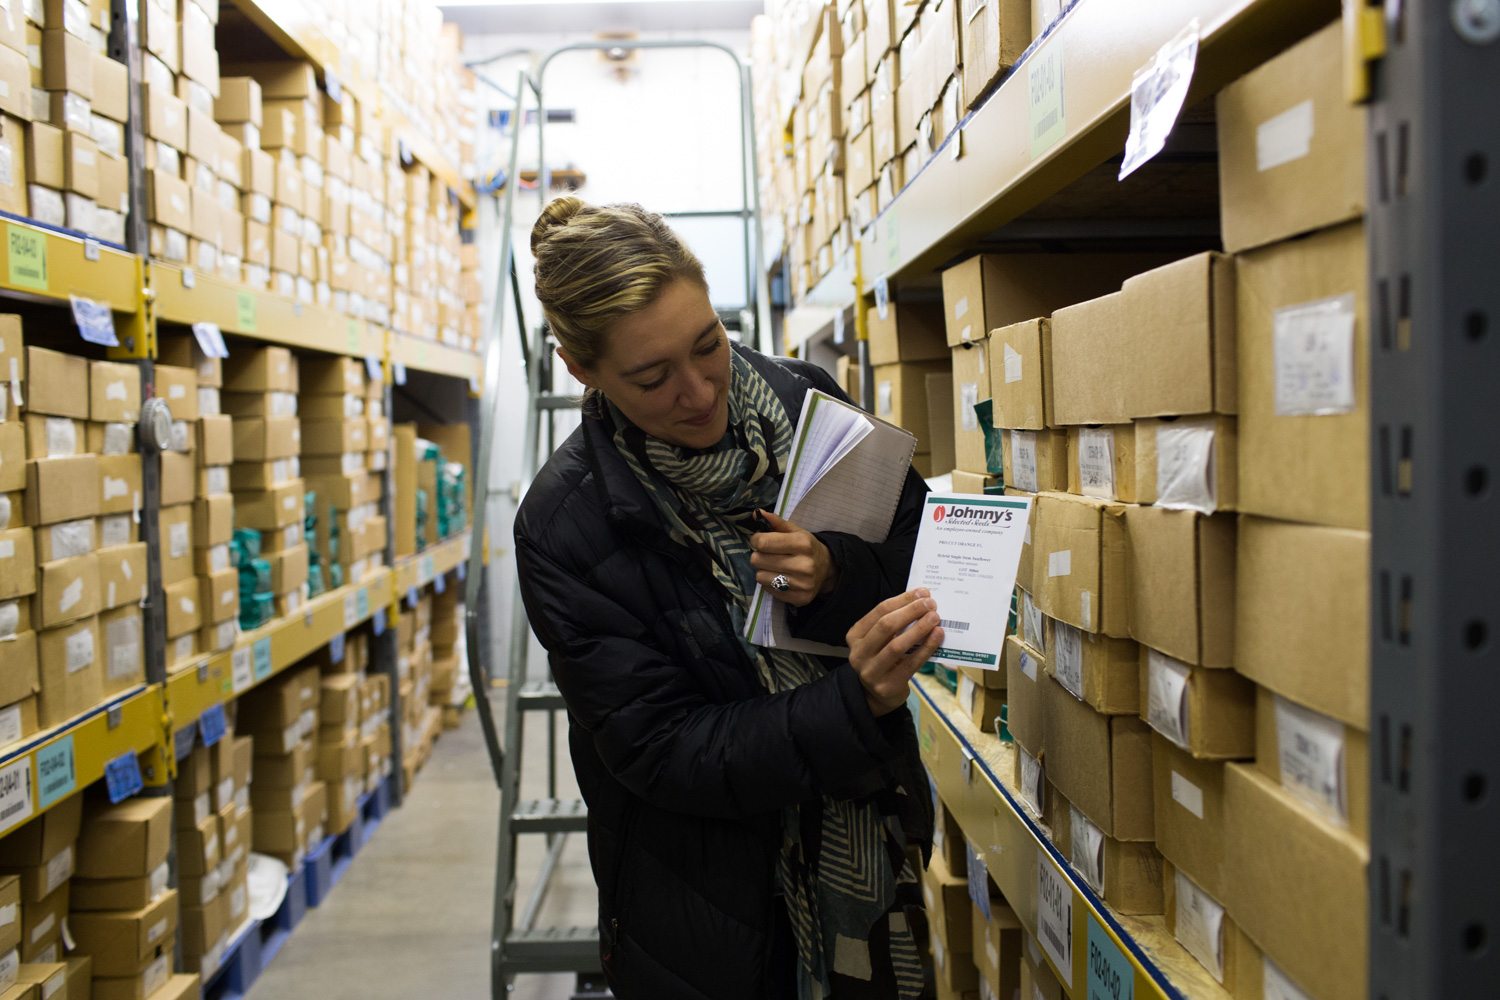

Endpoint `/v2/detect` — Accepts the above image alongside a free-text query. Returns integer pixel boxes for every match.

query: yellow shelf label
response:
[7,224,49,292]
[236,291,258,333]
[1029,39,1067,159]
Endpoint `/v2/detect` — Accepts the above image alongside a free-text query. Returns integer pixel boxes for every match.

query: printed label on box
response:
[1047,549,1072,578]
[1256,99,1314,172]
[65,628,93,671]
[1053,621,1084,700]
[961,382,979,432]
[1077,428,1115,499]
[1036,852,1073,986]
[1022,591,1044,650]
[1011,430,1039,492]
[1274,695,1348,824]
[1070,806,1104,894]
[1004,344,1024,384]
[1273,294,1357,416]
[1263,957,1314,1000]
[1146,650,1192,748]
[1173,869,1225,982]
[877,381,893,417]
[1020,647,1039,682]
[1155,419,1217,513]
[1019,747,1043,817]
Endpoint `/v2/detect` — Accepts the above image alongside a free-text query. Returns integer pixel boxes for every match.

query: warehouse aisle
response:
[250,695,598,1000]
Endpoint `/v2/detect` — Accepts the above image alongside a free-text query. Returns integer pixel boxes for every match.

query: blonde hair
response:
[530,197,708,369]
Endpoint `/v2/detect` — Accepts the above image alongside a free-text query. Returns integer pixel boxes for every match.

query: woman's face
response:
[562,278,732,449]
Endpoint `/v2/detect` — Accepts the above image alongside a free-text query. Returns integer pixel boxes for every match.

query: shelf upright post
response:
[1368,2,1500,996]
[375,341,404,807]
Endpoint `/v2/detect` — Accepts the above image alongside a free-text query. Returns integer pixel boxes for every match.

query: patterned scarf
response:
[608,350,925,1000]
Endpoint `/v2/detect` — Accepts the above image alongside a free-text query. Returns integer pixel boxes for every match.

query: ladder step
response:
[504,926,601,975]
[518,680,567,711]
[512,798,589,833]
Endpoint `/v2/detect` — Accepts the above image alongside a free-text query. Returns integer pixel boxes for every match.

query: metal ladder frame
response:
[464,39,771,997]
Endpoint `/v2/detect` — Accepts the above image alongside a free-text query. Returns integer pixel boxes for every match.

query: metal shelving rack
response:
[0,0,490,974]
[768,0,1497,996]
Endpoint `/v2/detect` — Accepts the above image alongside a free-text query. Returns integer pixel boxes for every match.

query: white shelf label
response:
[1036,852,1073,987]
[0,758,32,836]
[231,647,253,693]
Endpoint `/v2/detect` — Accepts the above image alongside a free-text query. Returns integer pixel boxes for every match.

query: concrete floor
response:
[250,693,600,1000]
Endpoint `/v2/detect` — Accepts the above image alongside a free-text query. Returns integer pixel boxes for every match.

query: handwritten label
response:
[253,637,272,681]
[1119,22,1199,179]
[1086,915,1133,1000]
[235,291,257,332]
[36,737,75,808]
[1036,853,1073,986]
[104,750,142,803]
[6,224,47,291]
[69,295,118,347]
[0,758,33,835]
[199,704,226,747]
[1273,294,1357,416]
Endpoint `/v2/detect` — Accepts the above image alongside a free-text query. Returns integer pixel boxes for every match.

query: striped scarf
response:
[608,350,925,1000]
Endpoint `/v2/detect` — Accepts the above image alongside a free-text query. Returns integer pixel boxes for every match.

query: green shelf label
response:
[1087,915,1134,1000]
[36,736,75,809]
[346,319,360,353]
[7,224,48,292]
[1029,39,1067,159]
[236,290,258,332]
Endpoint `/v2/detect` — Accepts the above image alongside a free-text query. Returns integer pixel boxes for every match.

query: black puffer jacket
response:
[514,346,932,999]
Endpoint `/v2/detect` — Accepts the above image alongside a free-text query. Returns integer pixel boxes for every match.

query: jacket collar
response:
[580,344,815,539]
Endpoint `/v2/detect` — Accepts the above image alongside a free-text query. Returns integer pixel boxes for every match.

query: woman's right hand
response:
[846,589,945,718]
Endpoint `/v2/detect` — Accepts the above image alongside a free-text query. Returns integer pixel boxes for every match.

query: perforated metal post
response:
[1368,2,1500,996]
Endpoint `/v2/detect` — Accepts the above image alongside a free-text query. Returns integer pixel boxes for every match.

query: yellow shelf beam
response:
[394,533,471,598]
[859,0,1334,283]
[912,675,1229,1000]
[0,685,167,839]
[227,0,475,208]
[0,218,141,313]
[389,334,482,383]
[166,569,395,734]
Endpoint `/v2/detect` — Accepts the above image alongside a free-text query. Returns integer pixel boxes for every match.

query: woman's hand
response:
[749,509,838,607]
[846,589,945,717]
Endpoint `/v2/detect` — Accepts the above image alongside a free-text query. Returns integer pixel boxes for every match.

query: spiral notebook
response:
[745,389,918,657]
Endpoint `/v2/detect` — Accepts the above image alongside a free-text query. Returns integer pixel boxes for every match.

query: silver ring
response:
[771,574,790,593]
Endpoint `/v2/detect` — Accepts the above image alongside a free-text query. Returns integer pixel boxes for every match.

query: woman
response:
[514,197,945,1000]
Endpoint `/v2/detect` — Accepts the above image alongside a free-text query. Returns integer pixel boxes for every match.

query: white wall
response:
[465,28,753,680]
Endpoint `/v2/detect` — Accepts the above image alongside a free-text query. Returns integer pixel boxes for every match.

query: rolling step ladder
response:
[463,38,770,998]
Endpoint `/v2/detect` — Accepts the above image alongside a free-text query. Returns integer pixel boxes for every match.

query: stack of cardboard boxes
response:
[0,796,80,972]
[175,732,252,978]
[301,357,385,591]
[225,346,307,626]
[26,343,147,729]
[929,19,1369,1000]
[155,358,205,672]
[312,627,392,797]
[0,1,134,242]
[70,794,186,998]
[427,582,464,727]
[398,590,443,784]
[316,671,365,838]
[242,664,326,870]
[865,299,948,475]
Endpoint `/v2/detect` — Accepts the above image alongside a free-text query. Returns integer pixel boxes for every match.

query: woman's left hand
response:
[749,509,838,607]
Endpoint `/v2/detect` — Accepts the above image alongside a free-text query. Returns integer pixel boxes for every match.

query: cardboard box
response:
[0,876,16,955]
[164,577,200,639]
[867,301,946,366]
[1224,763,1367,1000]
[1140,647,1254,760]
[1162,860,1251,992]
[223,346,295,393]
[1004,636,1046,755]
[100,605,143,693]
[920,851,974,984]
[0,425,20,494]
[950,470,1000,495]
[98,454,141,518]
[1119,252,1237,417]
[1029,492,1129,637]
[0,529,35,600]
[235,480,303,530]
[200,567,236,624]
[96,542,145,612]
[923,372,955,476]
[36,615,100,726]
[166,452,200,507]
[962,0,1030,107]
[1066,424,1139,502]
[949,339,991,473]
[20,882,67,959]
[153,365,197,422]
[299,356,364,396]
[988,318,1051,430]
[0,117,25,217]
[68,889,178,978]
[1216,22,1364,254]
[23,415,83,460]
[1236,222,1367,530]
[871,360,947,447]
[1041,674,1153,840]
[231,417,299,461]
[1067,803,1163,914]
[1123,506,1234,667]
[32,552,97,628]
[41,30,92,96]
[1235,517,1368,728]
[1152,735,1231,900]
[193,494,232,546]
[300,418,366,455]
[197,415,233,467]
[147,167,190,230]
[77,798,171,879]
[215,76,261,126]
[997,429,1066,495]
[62,129,96,198]
[938,253,1169,348]
[0,49,26,127]
[26,347,87,420]
[1133,415,1238,511]
[25,456,97,526]
[176,814,219,879]
[1253,686,1369,839]
[0,796,79,870]
[1044,616,1137,715]
[89,361,140,423]
[13,961,67,999]
[157,503,193,586]
[91,956,177,1000]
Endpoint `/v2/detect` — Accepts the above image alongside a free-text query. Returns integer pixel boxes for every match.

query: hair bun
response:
[531,196,586,252]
